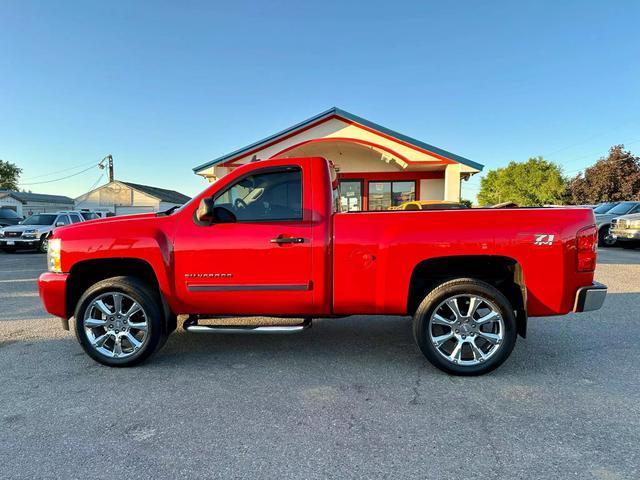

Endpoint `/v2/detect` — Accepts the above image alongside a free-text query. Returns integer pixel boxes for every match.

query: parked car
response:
[593,202,619,214]
[38,157,606,375]
[0,212,83,253]
[610,213,640,249]
[0,208,23,227]
[389,200,469,211]
[57,210,95,222]
[595,201,640,247]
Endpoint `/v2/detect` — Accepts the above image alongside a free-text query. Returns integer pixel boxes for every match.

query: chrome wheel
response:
[83,292,149,359]
[39,237,48,253]
[428,294,504,366]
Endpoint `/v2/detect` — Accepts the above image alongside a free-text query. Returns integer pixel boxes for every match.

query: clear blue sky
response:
[1,0,639,201]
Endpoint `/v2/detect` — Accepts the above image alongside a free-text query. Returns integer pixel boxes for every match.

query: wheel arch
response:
[407,255,527,337]
[66,258,176,332]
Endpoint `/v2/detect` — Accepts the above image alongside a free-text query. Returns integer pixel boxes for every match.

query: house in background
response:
[193,107,483,211]
[0,191,74,217]
[75,181,191,216]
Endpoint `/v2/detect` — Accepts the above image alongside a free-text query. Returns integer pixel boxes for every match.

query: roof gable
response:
[120,182,191,204]
[193,107,483,172]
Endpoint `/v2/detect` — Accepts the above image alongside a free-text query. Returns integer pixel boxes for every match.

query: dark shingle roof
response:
[121,182,191,204]
[0,190,74,204]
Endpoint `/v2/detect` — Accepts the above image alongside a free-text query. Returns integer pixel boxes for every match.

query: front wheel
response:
[39,235,49,253]
[74,276,167,367]
[413,278,517,376]
[598,227,616,247]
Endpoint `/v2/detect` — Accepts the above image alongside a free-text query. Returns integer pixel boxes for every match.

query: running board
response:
[183,317,311,334]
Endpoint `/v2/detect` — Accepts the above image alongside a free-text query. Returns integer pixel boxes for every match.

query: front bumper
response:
[573,282,607,313]
[38,272,69,319]
[0,238,40,248]
[610,228,640,241]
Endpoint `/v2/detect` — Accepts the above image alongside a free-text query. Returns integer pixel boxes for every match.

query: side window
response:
[631,204,640,214]
[214,168,302,222]
[70,214,83,223]
[56,215,70,226]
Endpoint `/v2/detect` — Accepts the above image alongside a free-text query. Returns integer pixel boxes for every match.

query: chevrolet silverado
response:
[38,157,607,375]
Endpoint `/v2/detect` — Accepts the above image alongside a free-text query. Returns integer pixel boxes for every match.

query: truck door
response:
[174,164,313,315]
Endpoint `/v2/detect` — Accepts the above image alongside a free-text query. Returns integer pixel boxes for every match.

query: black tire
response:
[598,226,616,247]
[413,278,517,376]
[74,276,168,367]
[38,235,49,253]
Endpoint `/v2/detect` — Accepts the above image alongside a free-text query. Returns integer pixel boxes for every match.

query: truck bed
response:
[332,207,596,317]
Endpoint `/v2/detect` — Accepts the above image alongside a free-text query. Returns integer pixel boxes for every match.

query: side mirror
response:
[55,222,65,227]
[196,198,236,224]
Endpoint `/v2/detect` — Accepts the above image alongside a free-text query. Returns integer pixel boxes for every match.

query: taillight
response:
[576,226,597,272]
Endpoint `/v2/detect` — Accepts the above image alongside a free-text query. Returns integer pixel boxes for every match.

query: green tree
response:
[0,159,22,190]
[567,145,640,204]
[477,157,567,206]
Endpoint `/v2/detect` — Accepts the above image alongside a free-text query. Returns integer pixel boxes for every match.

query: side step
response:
[183,317,311,334]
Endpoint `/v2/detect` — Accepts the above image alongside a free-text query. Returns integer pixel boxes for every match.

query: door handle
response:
[270,237,305,244]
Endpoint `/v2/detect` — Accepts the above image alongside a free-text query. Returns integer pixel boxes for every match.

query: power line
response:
[20,160,99,181]
[19,164,101,186]
[541,120,638,159]
[86,172,105,193]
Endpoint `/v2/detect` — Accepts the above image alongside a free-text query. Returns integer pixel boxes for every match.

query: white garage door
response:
[114,206,155,216]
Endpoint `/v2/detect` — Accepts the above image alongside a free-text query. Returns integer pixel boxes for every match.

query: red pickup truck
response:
[38,157,606,375]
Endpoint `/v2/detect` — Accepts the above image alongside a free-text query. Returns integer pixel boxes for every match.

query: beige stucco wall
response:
[444,164,462,201]
[419,179,446,201]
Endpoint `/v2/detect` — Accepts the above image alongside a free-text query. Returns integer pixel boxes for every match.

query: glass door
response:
[338,180,363,212]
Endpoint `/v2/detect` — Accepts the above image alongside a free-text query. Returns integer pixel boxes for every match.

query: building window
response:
[368,181,415,210]
[338,180,363,212]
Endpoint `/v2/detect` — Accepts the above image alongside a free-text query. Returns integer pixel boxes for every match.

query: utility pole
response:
[107,155,114,182]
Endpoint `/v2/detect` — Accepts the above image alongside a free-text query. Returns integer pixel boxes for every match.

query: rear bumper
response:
[573,282,607,313]
[38,272,69,319]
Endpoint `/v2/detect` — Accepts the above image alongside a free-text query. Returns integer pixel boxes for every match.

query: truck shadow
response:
[151,291,638,377]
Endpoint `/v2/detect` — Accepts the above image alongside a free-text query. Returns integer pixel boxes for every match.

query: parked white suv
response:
[0,211,84,253]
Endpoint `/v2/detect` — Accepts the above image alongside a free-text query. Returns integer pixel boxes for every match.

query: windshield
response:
[606,202,637,215]
[594,202,618,214]
[0,209,20,219]
[22,214,57,226]
[81,212,99,220]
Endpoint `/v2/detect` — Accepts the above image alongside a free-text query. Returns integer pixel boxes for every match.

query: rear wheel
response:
[413,278,517,376]
[74,276,167,367]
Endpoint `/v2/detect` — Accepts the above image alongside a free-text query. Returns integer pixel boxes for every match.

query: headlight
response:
[630,220,640,229]
[47,238,62,273]
[0,230,4,237]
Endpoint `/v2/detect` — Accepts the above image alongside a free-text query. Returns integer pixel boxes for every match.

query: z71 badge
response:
[534,234,555,246]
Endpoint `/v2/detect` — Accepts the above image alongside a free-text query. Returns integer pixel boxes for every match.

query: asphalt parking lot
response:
[1,249,639,480]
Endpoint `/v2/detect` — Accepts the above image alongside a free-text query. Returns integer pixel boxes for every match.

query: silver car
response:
[595,201,640,247]
[0,211,84,253]
[610,212,640,249]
